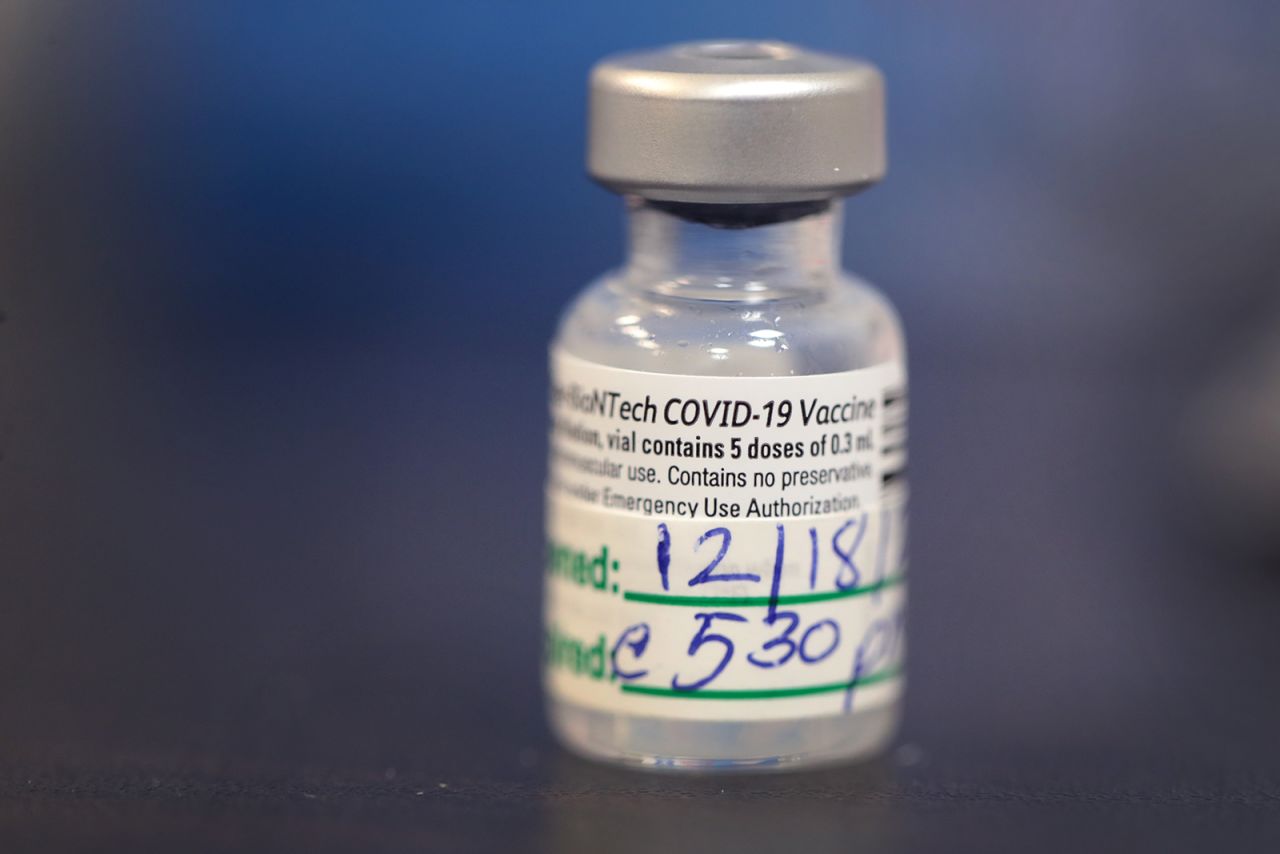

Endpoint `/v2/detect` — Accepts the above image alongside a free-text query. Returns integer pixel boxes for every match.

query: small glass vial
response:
[544,41,907,771]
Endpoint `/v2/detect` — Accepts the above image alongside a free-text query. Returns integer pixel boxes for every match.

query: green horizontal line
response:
[622,575,904,608]
[620,667,901,700]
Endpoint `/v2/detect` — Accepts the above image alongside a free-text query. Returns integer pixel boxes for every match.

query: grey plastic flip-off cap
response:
[588,41,886,204]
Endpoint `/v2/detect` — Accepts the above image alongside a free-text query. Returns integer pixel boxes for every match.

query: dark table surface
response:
[3,320,1279,852]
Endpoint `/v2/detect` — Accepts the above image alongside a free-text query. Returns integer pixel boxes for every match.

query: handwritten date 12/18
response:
[656,514,886,595]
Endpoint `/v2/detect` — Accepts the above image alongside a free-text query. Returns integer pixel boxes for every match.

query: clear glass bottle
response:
[545,41,904,771]
[549,198,905,768]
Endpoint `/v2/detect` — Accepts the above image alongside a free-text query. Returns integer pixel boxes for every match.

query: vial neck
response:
[623,199,842,300]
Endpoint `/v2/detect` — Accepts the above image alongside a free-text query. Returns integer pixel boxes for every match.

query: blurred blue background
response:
[2,0,1280,824]
[5,1,1278,366]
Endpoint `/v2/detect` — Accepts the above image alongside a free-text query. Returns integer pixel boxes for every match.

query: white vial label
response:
[544,351,907,722]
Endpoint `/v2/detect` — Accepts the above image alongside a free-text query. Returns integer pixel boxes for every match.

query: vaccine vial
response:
[544,41,906,770]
